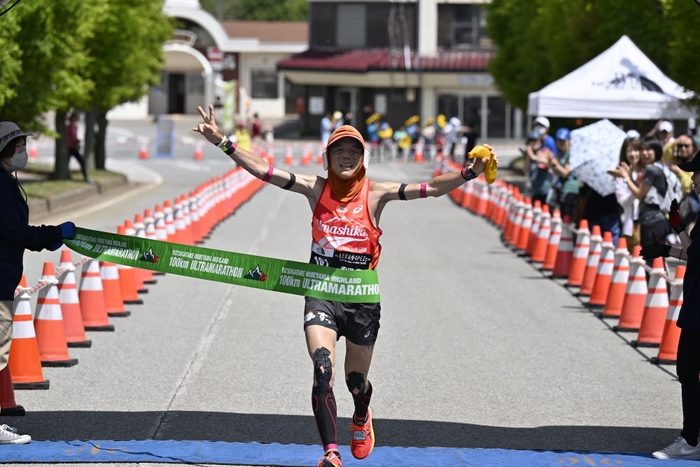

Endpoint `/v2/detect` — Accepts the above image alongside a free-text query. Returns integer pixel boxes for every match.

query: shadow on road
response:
[22,411,676,453]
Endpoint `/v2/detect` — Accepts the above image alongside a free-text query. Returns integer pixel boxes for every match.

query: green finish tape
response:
[64,228,380,303]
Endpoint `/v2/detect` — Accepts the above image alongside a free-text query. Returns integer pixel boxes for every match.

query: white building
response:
[108,0,307,122]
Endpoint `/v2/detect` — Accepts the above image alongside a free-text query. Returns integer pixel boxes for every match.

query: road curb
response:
[28,174,133,222]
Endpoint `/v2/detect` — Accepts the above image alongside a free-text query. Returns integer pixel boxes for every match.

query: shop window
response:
[336,4,366,48]
[251,70,279,99]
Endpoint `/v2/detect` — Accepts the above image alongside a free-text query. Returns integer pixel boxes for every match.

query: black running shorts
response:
[303,297,381,346]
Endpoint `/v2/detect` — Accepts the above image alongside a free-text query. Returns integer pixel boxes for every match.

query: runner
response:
[193,104,498,467]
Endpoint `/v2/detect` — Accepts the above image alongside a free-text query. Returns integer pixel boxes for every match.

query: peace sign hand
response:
[193,104,225,145]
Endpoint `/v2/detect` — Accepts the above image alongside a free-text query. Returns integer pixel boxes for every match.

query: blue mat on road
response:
[0,440,693,466]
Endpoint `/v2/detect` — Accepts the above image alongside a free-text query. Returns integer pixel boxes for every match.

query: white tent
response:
[527,35,694,119]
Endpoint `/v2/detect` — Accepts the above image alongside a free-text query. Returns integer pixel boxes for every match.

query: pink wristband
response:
[420,182,427,199]
[262,164,274,182]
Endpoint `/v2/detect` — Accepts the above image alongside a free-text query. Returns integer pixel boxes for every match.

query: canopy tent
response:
[527,35,694,120]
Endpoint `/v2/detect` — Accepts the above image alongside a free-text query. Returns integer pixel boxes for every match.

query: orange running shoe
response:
[349,407,375,459]
[317,449,342,467]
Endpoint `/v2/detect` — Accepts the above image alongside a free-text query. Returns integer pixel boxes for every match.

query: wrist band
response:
[216,136,228,148]
[398,183,407,201]
[221,140,237,155]
[282,173,296,190]
[419,182,427,199]
[461,166,477,181]
[262,164,274,182]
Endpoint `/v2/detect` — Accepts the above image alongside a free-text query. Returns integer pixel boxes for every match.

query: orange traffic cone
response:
[194,141,203,161]
[189,191,203,244]
[139,142,148,160]
[57,250,91,348]
[163,200,176,241]
[530,205,551,264]
[317,143,324,165]
[525,201,542,257]
[651,265,685,365]
[28,140,38,160]
[567,220,591,287]
[9,279,50,389]
[579,225,603,296]
[144,208,157,240]
[613,246,648,333]
[506,197,524,248]
[35,262,78,367]
[100,261,130,317]
[588,231,615,308]
[414,141,424,163]
[132,216,157,285]
[0,366,24,415]
[124,220,148,292]
[516,199,533,252]
[542,209,561,271]
[78,259,114,331]
[154,204,168,241]
[632,257,669,348]
[284,144,294,166]
[551,215,574,278]
[601,237,631,319]
[116,225,144,305]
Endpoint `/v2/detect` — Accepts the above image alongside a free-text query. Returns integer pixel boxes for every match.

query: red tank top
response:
[310,178,382,270]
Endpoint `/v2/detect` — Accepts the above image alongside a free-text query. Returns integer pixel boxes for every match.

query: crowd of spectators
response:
[524,118,696,254]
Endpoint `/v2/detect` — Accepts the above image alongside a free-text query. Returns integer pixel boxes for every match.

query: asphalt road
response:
[5,122,686,466]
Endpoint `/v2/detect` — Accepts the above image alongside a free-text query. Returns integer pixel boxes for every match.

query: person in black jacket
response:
[0,121,75,444]
[642,152,700,460]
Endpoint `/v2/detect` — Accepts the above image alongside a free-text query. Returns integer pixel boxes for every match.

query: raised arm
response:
[373,144,498,203]
[193,105,321,202]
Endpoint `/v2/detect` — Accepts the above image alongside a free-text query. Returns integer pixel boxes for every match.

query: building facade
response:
[278,0,525,140]
[108,0,307,121]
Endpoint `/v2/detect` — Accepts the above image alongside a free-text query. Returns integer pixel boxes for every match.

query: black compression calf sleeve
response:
[352,381,373,422]
[312,386,338,446]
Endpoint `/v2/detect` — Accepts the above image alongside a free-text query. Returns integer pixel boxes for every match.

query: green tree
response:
[83,0,173,170]
[486,0,671,112]
[665,0,700,109]
[0,9,22,111]
[0,0,107,179]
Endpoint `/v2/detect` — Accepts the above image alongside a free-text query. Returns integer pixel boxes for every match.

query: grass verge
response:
[19,162,124,199]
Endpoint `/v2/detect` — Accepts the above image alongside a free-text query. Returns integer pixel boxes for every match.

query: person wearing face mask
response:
[193,105,498,467]
[642,152,700,460]
[0,122,76,444]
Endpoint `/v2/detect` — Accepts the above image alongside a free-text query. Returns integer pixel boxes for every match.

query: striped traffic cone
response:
[587,231,615,308]
[9,279,50,389]
[35,262,78,367]
[525,201,542,257]
[78,259,114,332]
[189,191,203,244]
[542,209,561,271]
[0,366,24,415]
[651,265,685,365]
[516,199,533,252]
[115,225,144,305]
[600,238,631,319]
[154,204,168,241]
[132,217,156,286]
[507,196,524,248]
[100,261,130,317]
[57,250,91,348]
[613,246,647,333]
[632,257,669,348]
[551,215,573,278]
[530,205,551,264]
[579,225,603,296]
[164,200,176,241]
[567,219,591,287]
